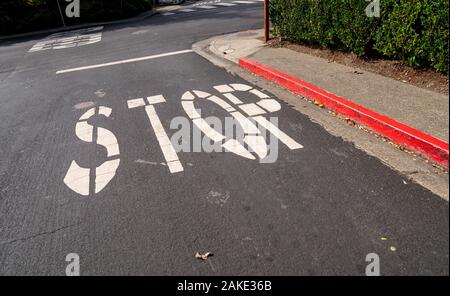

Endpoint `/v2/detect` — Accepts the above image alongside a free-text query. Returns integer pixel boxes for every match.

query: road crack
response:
[0,222,81,245]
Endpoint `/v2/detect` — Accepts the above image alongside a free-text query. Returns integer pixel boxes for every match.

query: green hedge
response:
[270,0,449,74]
[0,0,153,36]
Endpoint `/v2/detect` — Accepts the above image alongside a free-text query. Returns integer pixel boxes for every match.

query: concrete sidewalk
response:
[195,29,449,166]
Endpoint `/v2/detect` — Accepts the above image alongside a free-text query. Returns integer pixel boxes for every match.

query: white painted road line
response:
[238,103,266,116]
[207,95,236,112]
[56,49,194,74]
[182,101,202,119]
[144,105,184,173]
[253,116,304,150]
[192,118,226,142]
[222,139,255,159]
[128,95,184,174]
[244,134,268,159]
[214,84,235,93]
[95,159,120,194]
[147,94,166,105]
[64,161,90,196]
[230,111,260,134]
[214,3,237,6]
[127,98,146,109]
[97,127,120,157]
[222,93,243,105]
[197,5,217,9]
[256,99,281,113]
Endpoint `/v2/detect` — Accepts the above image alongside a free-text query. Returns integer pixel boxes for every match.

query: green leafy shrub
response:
[270,0,449,74]
[331,0,381,56]
[375,0,428,67]
[270,0,336,48]
[375,0,449,73]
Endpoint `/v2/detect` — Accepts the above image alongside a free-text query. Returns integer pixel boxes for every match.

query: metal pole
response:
[56,0,66,27]
[264,0,269,42]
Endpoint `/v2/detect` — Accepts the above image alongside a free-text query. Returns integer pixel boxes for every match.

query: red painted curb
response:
[239,57,449,167]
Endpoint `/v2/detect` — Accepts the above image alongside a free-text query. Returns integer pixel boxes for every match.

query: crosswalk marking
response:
[29,26,103,52]
[160,0,261,17]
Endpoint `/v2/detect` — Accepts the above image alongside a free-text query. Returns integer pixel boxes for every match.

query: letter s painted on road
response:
[63,106,120,196]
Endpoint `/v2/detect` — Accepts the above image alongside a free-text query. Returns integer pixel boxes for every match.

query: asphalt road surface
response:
[0,1,448,275]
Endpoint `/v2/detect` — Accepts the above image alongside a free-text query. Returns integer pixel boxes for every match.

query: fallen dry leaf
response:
[313,100,325,108]
[346,118,357,126]
[195,252,213,260]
